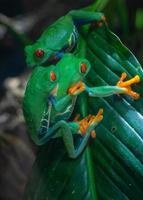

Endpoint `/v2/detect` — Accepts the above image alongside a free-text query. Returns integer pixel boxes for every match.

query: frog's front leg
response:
[48,94,72,113]
[69,73,140,100]
[48,82,85,113]
[68,10,106,26]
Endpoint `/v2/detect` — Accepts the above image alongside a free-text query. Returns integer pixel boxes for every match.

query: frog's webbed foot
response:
[68,81,86,95]
[90,15,107,30]
[73,113,80,122]
[116,72,140,100]
[79,108,103,138]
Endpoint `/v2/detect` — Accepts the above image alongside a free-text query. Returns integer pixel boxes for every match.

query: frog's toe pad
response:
[90,130,96,138]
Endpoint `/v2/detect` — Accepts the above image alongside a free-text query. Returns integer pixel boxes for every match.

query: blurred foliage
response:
[135,9,143,30]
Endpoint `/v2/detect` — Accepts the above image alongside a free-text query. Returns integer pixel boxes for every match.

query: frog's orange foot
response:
[90,130,96,139]
[73,113,80,122]
[90,15,107,30]
[116,72,140,100]
[68,81,86,95]
[79,108,103,137]
[94,108,104,122]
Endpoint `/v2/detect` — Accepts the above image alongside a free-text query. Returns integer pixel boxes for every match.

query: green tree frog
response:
[23,54,140,158]
[25,10,106,67]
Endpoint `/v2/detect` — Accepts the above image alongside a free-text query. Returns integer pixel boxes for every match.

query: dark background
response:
[0,0,143,199]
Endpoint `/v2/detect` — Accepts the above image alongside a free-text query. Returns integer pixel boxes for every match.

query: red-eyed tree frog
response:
[25,10,106,68]
[23,54,140,158]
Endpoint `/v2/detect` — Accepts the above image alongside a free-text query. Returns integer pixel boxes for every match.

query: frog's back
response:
[38,16,75,50]
[23,68,47,144]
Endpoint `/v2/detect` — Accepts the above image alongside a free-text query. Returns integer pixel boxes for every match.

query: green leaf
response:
[84,0,110,12]
[24,20,143,200]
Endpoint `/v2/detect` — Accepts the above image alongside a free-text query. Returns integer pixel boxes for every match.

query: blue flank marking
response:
[85,86,92,96]
[55,51,64,59]
[48,95,56,105]
[73,19,92,26]
[85,86,90,92]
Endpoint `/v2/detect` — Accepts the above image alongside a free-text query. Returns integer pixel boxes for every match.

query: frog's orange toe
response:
[90,130,96,138]
[79,109,103,136]
[94,108,104,122]
[126,90,140,100]
[68,81,85,95]
[73,113,80,122]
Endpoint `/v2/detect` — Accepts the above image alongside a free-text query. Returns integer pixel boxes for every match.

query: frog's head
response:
[25,16,79,68]
[56,54,91,96]
[34,65,60,97]
[25,42,54,68]
[58,53,90,80]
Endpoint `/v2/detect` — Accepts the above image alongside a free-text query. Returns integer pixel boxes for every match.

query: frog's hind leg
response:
[58,121,91,159]
[68,109,103,158]
[68,10,106,26]
[39,120,91,159]
[56,109,103,159]
[38,108,103,158]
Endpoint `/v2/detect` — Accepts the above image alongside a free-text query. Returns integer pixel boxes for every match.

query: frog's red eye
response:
[50,71,57,81]
[80,63,87,73]
[35,49,45,58]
